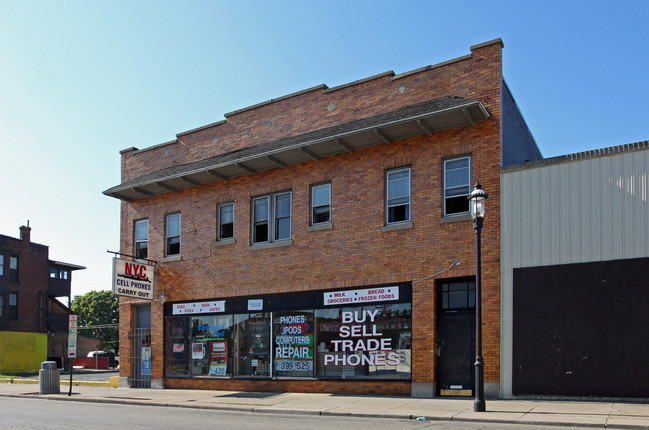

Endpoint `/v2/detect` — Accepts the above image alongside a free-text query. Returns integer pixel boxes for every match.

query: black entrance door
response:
[436,279,475,396]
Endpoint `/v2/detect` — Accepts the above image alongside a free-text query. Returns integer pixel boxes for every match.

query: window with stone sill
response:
[135,219,149,259]
[218,203,234,240]
[165,213,181,257]
[386,167,411,225]
[311,183,331,226]
[443,156,471,216]
[252,192,291,244]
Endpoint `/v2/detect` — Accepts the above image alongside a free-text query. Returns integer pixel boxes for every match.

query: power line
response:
[77,324,119,329]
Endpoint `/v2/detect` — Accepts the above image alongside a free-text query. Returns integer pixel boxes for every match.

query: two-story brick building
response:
[0,225,85,371]
[104,39,541,396]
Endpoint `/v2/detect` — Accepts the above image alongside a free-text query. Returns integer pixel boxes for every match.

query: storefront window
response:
[235,313,271,376]
[315,304,411,378]
[164,284,412,381]
[191,315,234,377]
[273,310,314,377]
[165,316,191,377]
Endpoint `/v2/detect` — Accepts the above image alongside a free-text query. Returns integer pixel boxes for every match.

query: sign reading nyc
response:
[112,257,155,300]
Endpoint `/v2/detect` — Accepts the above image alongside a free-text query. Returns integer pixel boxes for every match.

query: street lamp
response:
[468,181,488,412]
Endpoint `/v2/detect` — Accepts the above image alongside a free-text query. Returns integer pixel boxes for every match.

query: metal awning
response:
[104,96,489,201]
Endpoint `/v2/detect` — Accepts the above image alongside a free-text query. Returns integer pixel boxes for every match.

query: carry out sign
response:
[112,257,155,300]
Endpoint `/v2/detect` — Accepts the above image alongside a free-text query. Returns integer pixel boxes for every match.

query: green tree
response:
[71,290,119,352]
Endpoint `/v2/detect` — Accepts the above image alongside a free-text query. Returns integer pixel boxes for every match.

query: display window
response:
[316,304,411,378]
[165,316,191,377]
[234,313,271,377]
[191,314,234,377]
[273,310,314,377]
[164,284,412,381]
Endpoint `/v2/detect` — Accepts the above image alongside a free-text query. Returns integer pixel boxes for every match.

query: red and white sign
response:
[209,341,228,376]
[323,286,399,306]
[68,314,77,330]
[172,300,226,315]
[112,258,156,301]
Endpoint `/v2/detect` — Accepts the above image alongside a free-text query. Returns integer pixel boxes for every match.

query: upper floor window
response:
[135,219,149,259]
[9,293,17,320]
[0,255,4,276]
[166,213,181,256]
[311,183,331,225]
[9,256,18,282]
[0,295,3,317]
[444,156,471,216]
[49,268,69,279]
[252,191,292,244]
[386,167,411,225]
[218,203,234,240]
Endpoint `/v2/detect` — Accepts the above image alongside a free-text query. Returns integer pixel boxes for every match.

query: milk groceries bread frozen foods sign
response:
[323,286,399,305]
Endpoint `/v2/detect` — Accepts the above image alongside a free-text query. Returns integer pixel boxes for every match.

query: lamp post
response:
[468,181,488,412]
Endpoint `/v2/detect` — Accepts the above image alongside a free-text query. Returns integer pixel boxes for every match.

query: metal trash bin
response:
[39,361,60,394]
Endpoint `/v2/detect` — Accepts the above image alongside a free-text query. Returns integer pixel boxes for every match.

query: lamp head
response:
[468,181,488,220]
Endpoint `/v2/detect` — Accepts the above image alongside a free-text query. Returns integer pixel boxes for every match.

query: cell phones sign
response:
[112,257,155,300]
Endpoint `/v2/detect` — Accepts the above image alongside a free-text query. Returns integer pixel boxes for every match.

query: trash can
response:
[39,361,60,394]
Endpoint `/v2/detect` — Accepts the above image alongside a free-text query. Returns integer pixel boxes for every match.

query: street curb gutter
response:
[1,392,648,430]
[0,378,115,388]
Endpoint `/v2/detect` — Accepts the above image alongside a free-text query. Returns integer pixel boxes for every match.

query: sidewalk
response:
[1,380,648,429]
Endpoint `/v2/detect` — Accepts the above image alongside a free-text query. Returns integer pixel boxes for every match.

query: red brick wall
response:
[117,40,504,394]
[120,41,503,182]
[166,378,411,396]
[0,231,49,333]
[118,302,133,379]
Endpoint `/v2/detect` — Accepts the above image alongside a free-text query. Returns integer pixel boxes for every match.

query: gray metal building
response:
[500,141,649,398]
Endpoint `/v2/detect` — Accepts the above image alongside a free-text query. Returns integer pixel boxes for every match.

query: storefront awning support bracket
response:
[106,249,158,266]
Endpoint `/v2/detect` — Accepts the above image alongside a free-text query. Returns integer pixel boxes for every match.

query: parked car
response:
[85,350,118,369]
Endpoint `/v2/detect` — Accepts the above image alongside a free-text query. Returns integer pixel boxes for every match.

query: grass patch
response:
[0,371,38,379]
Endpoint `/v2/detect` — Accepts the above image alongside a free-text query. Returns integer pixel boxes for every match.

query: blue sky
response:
[1,0,647,296]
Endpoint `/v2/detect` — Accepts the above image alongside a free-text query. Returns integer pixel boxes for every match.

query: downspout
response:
[39,290,44,332]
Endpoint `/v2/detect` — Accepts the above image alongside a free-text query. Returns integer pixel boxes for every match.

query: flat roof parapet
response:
[502,140,649,173]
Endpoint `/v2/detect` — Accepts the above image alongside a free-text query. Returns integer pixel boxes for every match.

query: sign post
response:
[68,314,78,396]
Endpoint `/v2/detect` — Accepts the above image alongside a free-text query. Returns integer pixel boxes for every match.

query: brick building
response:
[0,225,85,371]
[104,39,541,396]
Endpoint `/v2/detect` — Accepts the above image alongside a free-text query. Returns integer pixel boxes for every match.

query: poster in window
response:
[209,341,228,376]
[316,304,412,378]
[192,343,205,359]
[273,312,314,375]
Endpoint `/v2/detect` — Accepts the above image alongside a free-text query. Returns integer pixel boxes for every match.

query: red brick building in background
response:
[105,39,541,396]
[0,225,86,369]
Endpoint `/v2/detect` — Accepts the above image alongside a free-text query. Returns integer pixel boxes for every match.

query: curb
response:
[0,378,116,388]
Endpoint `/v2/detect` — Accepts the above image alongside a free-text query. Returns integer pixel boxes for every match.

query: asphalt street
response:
[0,397,605,430]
